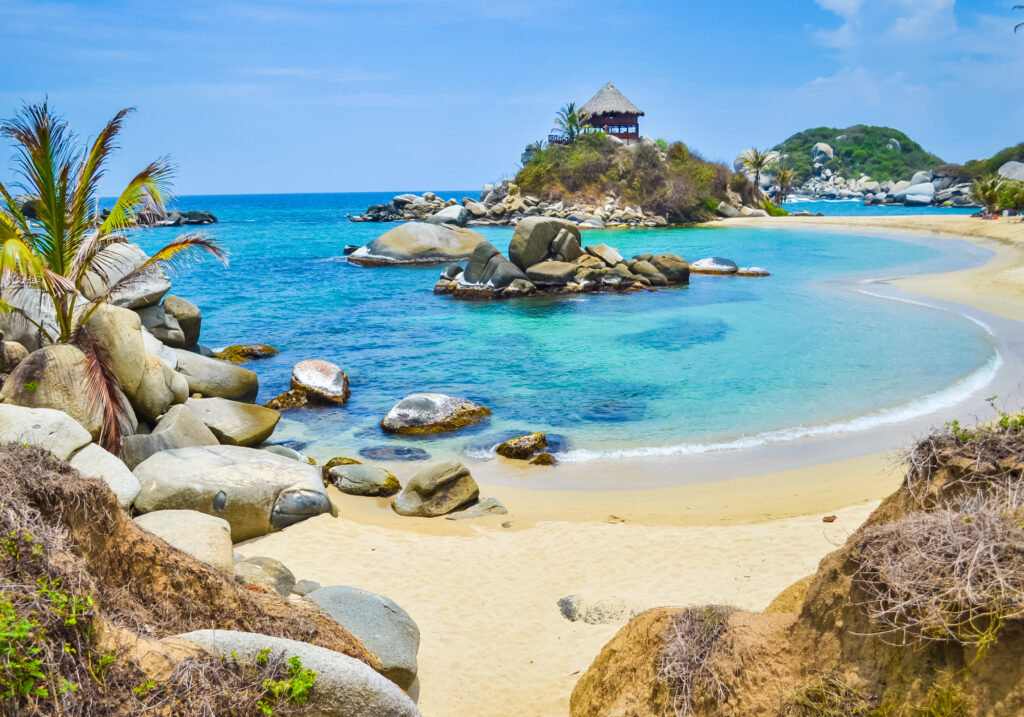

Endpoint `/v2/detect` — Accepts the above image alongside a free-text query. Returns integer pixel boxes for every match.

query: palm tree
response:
[554,102,590,142]
[971,177,1004,214]
[773,167,797,204]
[0,101,225,451]
[739,147,781,195]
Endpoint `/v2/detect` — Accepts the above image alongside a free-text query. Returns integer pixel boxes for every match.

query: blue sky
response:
[0,0,1021,195]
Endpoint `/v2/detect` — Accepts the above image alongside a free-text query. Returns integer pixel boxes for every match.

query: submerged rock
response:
[495,432,548,459]
[214,344,278,363]
[392,461,479,517]
[737,267,770,277]
[690,257,739,275]
[381,393,490,435]
[360,446,430,462]
[349,223,486,266]
[529,452,557,466]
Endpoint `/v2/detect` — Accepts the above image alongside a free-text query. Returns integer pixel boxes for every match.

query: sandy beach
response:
[243,215,1024,717]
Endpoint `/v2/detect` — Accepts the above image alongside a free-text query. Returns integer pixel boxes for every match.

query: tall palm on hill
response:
[554,102,589,142]
[739,147,781,195]
[0,101,225,450]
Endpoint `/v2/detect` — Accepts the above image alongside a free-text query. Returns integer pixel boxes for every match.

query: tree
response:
[0,101,225,451]
[739,147,781,195]
[554,102,590,142]
[971,177,1005,214]
[773,167,797,204]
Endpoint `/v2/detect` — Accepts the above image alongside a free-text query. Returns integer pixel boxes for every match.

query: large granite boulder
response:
[349,223,486,266]
[135,509,234,573]
[585,243,624,266]
[392,461,479,517]
[508,217,582,271]
[0,285,59,351]
[461,241,530,289]
[0,404,91,460]
[69,443,141,509]
[894,181,935,204]
[133,445,331,540]
[630,261,668,286]
[0,333,28,374]
[811,142,834,163]
[650,254,690,283]
[1,344,109,439]
[81,243,171,309]
[690,257,739,275]
[327,464,401,497]
[526,260,577,286]
[172,349,259,402]
[136,304,187,348]
[162,295,202,348]
[426,205,468,226]
[184,397,280,446]
[267,359,350,409]
[121,403,220,469]
[381,393,490,435]
[77,303,147,396]
[177,631,420,717]
[306,586,420,690]
[998,161,1024,182]
[133,352,188,422]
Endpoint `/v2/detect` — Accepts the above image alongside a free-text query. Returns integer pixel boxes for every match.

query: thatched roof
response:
[581,82,644,118]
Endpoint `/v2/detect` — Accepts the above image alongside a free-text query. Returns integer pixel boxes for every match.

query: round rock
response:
[291,359,350,405]
[690,257,739,275]
[381,393,490,435]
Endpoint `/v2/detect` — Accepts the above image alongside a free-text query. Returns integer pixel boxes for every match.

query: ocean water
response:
[127,193,996,463]
[786,196,977,216]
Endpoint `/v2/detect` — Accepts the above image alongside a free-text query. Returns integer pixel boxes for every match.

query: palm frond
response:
[0,179,34,240]
[0,237,46,281]
[99,158,175,234]
[70,108,133,239]
[69,325,134,455]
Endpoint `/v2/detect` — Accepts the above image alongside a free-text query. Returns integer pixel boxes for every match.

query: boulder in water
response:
[690,257,739,275]
[349,223,486,266]
[381,393,490,435]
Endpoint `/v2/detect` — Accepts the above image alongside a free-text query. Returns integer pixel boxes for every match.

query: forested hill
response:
[773,125,943,183]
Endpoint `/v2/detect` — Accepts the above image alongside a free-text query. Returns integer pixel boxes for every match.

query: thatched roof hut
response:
[580,83,644,144]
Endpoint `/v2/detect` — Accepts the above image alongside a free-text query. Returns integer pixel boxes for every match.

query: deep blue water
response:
[786,196,977,216]
[124,193,995,462]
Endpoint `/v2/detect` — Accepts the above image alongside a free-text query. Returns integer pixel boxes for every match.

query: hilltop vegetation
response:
[515,133,751,223]
[961,141,1024,180]
[774,125,944,183]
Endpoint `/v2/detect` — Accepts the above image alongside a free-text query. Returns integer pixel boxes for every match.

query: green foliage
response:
[23,381,37,392]
[515,136,731,223]
[553,102,589,142]
[655,138,668,151]
[971,177,1004,214]
[0,599,49,700]
[258,654,317,715]
[133,680,157,696]
[997,180,1024,211]
[945,397,1024,444]
[761,200,789,217]
[960,142,1024,180]
[773,125,944,182]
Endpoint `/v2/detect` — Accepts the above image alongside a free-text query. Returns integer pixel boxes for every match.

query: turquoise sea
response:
[128,193,996,463]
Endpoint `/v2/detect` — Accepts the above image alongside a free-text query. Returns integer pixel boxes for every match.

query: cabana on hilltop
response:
[581,82,645,144]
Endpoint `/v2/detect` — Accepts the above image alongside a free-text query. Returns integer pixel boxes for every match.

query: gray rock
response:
[306,586,420,690]
[811,142,834,163]
[237,556,295,597]
[162,295,202,348]
[462,200,488,217]
[185,397,280,447]
[650,254,690,283]
[0,285,59,351]
[172,349,259,402]
[426,205,468,226]
[133,445,331,540]
[629,261,667,286]
[526,260,577,286]
[178,630,420,717]
[327,464,401,497]
[717,201,741,218]
[585,243,624,267]
[349,223,485,265]
[737,267,771,277]
[121,404,220,470]
[0,404,91,460]
[557,594,643,625]
[461,241,529,290]
[293,579,322,596]
[136,303,186,348]
[690,257,739,275]
[445,497,508,520]
[290,359,350,405]
[909,171,934,186]
[998,161,1024,182]
[508,217,581,271]
[440,263,462,280]
[233,561,279,593]
[392,461,479,517]
[135,509,234,573]
[381,393,490,435]
[80,243,171,309]
[69,443,141,508]
[262,444,315,464]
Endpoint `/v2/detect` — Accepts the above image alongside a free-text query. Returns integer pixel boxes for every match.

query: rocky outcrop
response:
[391,461,479,517]
[172,349,259,402]
[133,445,331,540]
[381,393,490,435]
[81,243,172,309]
[509,218,583,270]
[177,630,420,717]
[306,586,421,690]
[998,161,1024,182]
[135,510,234,573]
[120,403,220,469]
[184,396,280,447]
[266,358,350,409]
[348,222,486,266]
[162,294,202,348]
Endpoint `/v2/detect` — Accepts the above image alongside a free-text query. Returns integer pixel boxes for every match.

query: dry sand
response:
[244,214,1024,717]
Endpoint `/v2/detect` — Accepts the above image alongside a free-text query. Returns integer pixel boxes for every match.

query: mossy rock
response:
[496,432,548,459]
[529,452,556,466]
[214,344,279,364]
[321,456,361,482]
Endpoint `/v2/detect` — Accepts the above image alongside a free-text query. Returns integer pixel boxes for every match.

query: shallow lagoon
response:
[130,193,995,462]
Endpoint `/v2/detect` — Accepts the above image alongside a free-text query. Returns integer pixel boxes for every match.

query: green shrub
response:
[761,200,789,217]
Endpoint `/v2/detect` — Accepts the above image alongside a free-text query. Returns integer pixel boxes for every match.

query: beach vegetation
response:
[516,135,736,223]
[773,125,943,183]
[997,180,1024,211]
[0,101,226,453]
[761,200,789,217]
[657,605,735,716]
[958,142,1024,180]
[782,673,879,716]
[773,167,798,204]
[738,147,780,194]
[970,177,1004,214]
[553,102,590,142]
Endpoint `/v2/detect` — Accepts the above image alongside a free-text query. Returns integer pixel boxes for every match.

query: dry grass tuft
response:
[657,605,735,716]
[853,485,1024,650]
[781,673,879,716]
